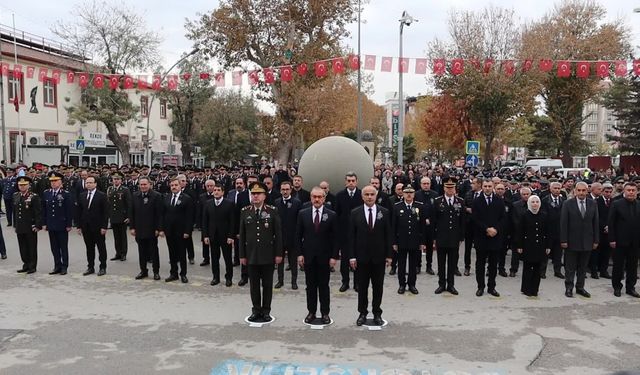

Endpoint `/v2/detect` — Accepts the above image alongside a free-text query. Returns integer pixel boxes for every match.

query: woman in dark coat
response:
[516,195,550,297]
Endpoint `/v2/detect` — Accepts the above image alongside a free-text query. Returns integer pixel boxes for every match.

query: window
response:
[588,111,596,121]
[160,99,167,119]
[9,131,25,163]
[7,72,24,104]
[140,96,149,117]
[160,135,167,141]
[44,132,59,145]
[587,134,597,142]
[43,78,57,107]
[588,123,597,133]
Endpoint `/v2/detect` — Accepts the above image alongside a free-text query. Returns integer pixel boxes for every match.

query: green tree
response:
[600,75,640,154]
[53,0,161,164]
[195,91,259,163]
[391,134,417,164]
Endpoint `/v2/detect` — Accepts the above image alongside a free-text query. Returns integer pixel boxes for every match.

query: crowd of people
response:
[1,161,639,326]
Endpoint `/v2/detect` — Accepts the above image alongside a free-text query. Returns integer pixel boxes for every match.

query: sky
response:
[1,0,639,105]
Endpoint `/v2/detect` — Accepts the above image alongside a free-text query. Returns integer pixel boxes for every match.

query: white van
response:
[524,159,564,173]
[554,168,590,179]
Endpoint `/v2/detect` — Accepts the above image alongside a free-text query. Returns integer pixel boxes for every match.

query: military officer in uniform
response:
[14,176,42,274]
[3,168,17,226]
[42,171,73,275]
[107,172,131,261]
[239,182,283,323]
[433,176,466,295]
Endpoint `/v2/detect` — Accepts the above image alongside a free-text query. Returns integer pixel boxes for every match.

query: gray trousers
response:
[564,249,591,290]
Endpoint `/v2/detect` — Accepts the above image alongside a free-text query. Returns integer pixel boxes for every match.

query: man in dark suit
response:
[349,185,393,326]
[217,165,233,193]
[370,177,392,211]
[415,176,438,275]
[107,172,131,261]
[335,172,363,292]
[41,171,73,275]
[76,176,109,276]
[274,181,302,289]
[560,181,599,298]
[318,181,337,210]
[296,186,339,324]
[607,182,640,298]
[291,175,310,204]
[228,176,250,280]
[239,182,283,322]
[202,183,236,286]
[472,179,505,297]
[263,176,281,205]
[179,174,198,264]
[14,176,42,274]
[462,177,482,276]
[160,178,194,283]
[590,183,613,279]
[431,167,445,196]
[130,177,163,280]
[197,179,216,266]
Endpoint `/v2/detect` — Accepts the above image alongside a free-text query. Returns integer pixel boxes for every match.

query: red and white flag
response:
[26,66,35,79]
[78,73,90,88]
[51,70,61,84]
[576,62,590,78]
[296,63,308,76]
[109,75,120,90]
[432,59,445,76]
[66,71,75,84]
[199,72,210,80]
[248,70,259,85]
[314,61,327,77]
[182,73,192,81]
[483,59,494,73]
[1,63,9,76]
[414,58,427,74]
[348,55,360,70]
[264,68,275,84]
[137,75,148,89]
[595,62,609,78]
[13,64,22,78]
[522,59,533,72]
[215,72,225,87]
[614,60,627,77]
[633,60,640,76]
[167,75,178,90]
[151,75,161,90]
[94,74,105,88]
[232,71,242,86]
[556,61,571,78]
[280,66,293,82]
[539,59,553,72]
[38,67,48,81]
[451,59,464,75]
[398,58,409,73]
[364,55,376,70]
[123,75,134,89]
[333,58,345,74]
[380,57,393,72]
[502,60,515,76]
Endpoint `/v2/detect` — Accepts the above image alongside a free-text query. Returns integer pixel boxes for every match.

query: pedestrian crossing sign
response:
[465,141,480,155]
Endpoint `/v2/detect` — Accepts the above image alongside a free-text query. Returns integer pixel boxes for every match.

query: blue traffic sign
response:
[465,141,480,155]
[465,154,479,167]
[76,139,85,152]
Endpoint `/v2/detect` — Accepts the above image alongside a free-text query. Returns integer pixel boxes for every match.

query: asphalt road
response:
[0,218,638,375]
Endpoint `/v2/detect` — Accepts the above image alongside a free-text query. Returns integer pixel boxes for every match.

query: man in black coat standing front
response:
[202,183,236,286]
[130,177,163,280]
[296,186,339,324]
[160,178,194,283]
[349,185,393,326]
[77,176,109,276]
[335,172,363,292]
[274,181,302,289]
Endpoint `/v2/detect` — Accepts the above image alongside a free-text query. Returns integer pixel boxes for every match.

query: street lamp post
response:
[356,0,363,142]
[397,11,416,166]
[144,47,199,165]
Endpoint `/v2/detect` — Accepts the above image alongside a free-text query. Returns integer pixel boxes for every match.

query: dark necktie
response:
[314,209,320,233]
[580,200,586,217]
[87,191,93,208]
[368,208,374,230]
[605,198,610,207]
[171,193,178,206]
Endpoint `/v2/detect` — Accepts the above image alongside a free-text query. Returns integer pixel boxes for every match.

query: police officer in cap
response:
[14,176,42,274]
[42,171,73,275]
[239,182,283,323]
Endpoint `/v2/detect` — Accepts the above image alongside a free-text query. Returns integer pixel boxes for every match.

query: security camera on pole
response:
[397,10,417,165]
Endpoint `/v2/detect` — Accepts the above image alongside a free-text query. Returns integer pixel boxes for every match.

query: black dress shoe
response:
[565,289,574,298]
[189,258,195,265]
[555,272,565,279]
[373,315,384,326]
[110,256,121,261]
[238,278,248,286]
[60,270,67,275]
[397,286,405,294]
[416,267,421,275]
[434,286,445,294]
[200,260,210,266]
[210,278,220,286]
[248,313,261,322]
[464,268,471,276]
[26,269,36,274]
[354,285,359,292]
[262,314,272,322]
[499,270,508,277]
[285,264,291,271]
[476,289,484,297]
[591,273,599,279]
[488,289,500,297]
[389,268,396,275]
[626,289,640,298]
[509,271,516,277]
[576,289,591,298]
[304,313,316,324]
[165,275,179,282]
[225,280,233,287]
[601,272,612,279]
[356,314,366,326]
[153,273,161,280]
[233,261,240,267]
[83,268,95,276]
[121,255,126,261]
[17,268,28,273]
[181,276,189,283]
[1,254,7,259]
[135,272,148,280]
[49,269,61,275]
[426,267,435,275]
[339,284,349,292]
[97,269,106,276]
[455,269,462,276]
[540,274,546,279]
[274,281,284,289]
[291,282,298,290]
[447,286,459,295]
[321,315,331,324]
[614,289,622,297]
[409,286,419,295]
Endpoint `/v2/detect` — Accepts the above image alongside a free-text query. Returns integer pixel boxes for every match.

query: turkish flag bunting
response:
[414,58,427,74]
[280,66,293,82]
[38,67,48,81]
[539,59,553,72]
[468,59,481,70]
[634,60,640,76]
[94,74,105,88]
[556,61,570,77]
[137,76,148,89]
[109,75,120,90]
[296,63,308,76]
[333,58,345,74]
[380,57,392,72]
[167,75,178,90]
[398,58,409,73]
[314,61,327,77]
[348,55,360,70]
[123,75,134,89]
[66,71,75,84]
[484,59,494,73]
[231,71,242,86]
[199,72,210,80]
[26,66,35,79]
[78,73,89,88]
[451,59,464,75]
[522,59,533,72]
[432,59,446,76]
[248,70,259,85]
[503,60,515,76]
[215,72,225,87]
[1,63,9,76]
[364,55,376,70]
[264,68,275,84]
[151,75,161,90]
[614,60,627,77]
[595,62,609,78]
[51,70,61,84]
[182,73,192,81]
[576,62,590,78]
[13,65,22,77]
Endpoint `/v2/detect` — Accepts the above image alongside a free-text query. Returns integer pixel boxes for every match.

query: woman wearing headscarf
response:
[516,195,550,297]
